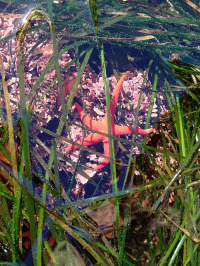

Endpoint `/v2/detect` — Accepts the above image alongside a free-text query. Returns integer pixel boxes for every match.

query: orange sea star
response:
[66,74,153,170]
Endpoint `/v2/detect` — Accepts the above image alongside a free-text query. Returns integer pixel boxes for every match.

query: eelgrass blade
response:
[47,0,75,153]
[36,44,93,265]
[0,55,18,190]
[152,139,200,213]
[145,60,158,131]
[96,241,136,266]
[121,59,153,190]
[52,139,60,194]
[175,93,186,160]
[100,42,123,260]
[0,55,22,262]
[161,207,200,266]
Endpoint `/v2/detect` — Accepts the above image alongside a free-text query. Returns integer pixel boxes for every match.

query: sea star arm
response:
[104,74,127,125]
[94,140,110,170]
[66,133,104,152]
[74,102,102,131]
[114,124,153,136]
[110,74,127,114]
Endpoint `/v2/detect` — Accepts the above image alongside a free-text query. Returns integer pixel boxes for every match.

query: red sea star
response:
[66,74,153,170]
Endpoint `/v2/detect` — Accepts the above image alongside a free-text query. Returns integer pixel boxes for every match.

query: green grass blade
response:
[152,140,200,213]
